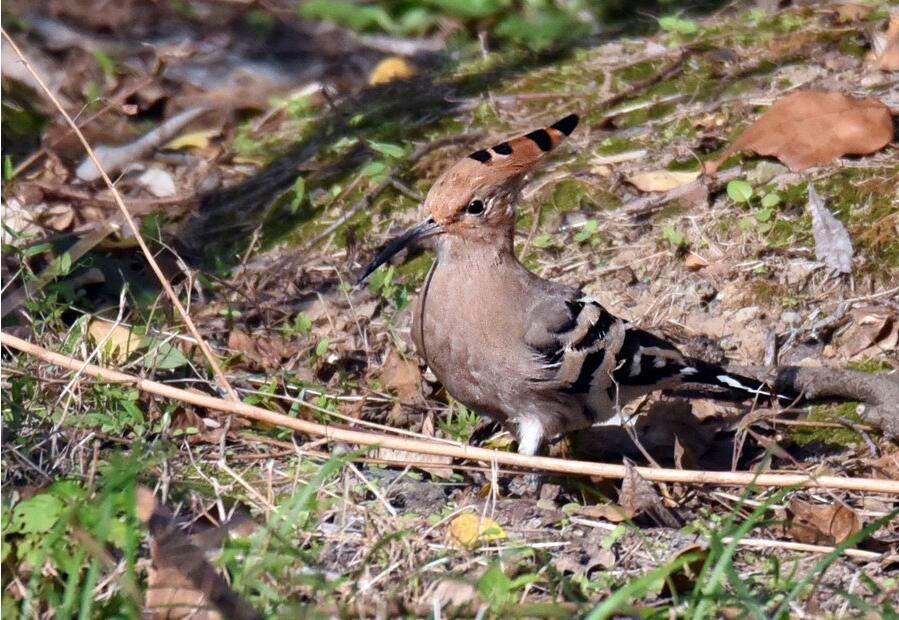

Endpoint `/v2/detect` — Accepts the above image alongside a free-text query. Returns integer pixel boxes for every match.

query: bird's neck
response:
[436,227,516,269]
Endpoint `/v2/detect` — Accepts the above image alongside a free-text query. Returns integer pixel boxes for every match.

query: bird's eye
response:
[466,199,485,215]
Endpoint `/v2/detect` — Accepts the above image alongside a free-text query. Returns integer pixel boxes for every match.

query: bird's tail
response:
[679,359,800,405]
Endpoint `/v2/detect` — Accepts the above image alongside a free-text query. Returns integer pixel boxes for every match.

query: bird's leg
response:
[508,417,545,497]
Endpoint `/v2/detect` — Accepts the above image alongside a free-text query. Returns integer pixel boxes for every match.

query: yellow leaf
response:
[165,128,219,151]
[448,513,506,546]
[369,57,416,86]
[481,434,516,450]
[628,170,700,192]
[88,320,140,362]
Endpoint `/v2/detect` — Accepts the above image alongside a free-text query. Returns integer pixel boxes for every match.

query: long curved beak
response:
[355,217,443,284]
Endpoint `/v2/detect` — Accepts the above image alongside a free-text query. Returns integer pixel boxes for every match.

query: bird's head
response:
[356,114,579,283]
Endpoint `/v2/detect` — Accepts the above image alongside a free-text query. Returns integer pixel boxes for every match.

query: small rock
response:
[780,311,800,325]
[137,167,177,197]
[730,306,759,324]
[539,484,561,502]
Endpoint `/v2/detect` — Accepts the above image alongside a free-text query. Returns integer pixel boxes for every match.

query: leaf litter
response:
[3,1,899,618]
[705,91,893,172]
[807,183,854,275]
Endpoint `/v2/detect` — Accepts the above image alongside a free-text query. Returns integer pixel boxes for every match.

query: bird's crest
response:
[466,113,579,169]
[424,114,579,223]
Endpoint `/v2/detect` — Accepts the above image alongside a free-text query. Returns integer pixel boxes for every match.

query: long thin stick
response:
[572,517,883,561]
[4,332,898,494]
[1,29,238,403]
[720,537,882,561]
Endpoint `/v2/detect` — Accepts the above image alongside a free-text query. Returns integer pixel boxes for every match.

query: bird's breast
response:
[410,258,535,421]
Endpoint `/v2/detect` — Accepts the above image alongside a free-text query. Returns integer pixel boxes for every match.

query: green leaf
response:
[755,207,773,223]
[289,177,305,214]
[738,216,755,231]
[92,50,118,76]
[3,155,13,182]
[573,219,599,243]
[140,341,190,370]
[662,224,687,248]
[532,233,553,249]
[367,140,406,159]
[478,563,513,607]
[315,338,329,357]
[361,161,387,178]
[11,494,63,533]
[727,180,753,203]
[47,252,73,278]
[760,192,781,208]
[293,312,312,334]
[429,0,504,19]
[659,15,698,35]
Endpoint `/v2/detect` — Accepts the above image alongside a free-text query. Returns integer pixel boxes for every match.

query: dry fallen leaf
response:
[807,184,853,275]
[628,169,700,192]
[683,251,709,271]
[425,579,482,610]
[369,56,416,85]
[378,448,454,479]
[448,513,506,546]
[165,128,220,151]
[839,306,899,358]
[137,488,260,620]
[661,544,710,597]
[569,503,630,523]
[227,330,284,371]
[619,460,679,527]
[787,499,862,545]
[705,91,893,172]
[379,350,423,401]
[89,320,141,362]
[39,204,75,231]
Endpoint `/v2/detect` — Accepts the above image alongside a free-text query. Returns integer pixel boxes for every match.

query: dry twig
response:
[4,332,899,494]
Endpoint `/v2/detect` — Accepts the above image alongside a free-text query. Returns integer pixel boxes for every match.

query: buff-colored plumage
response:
[359,114,785,459]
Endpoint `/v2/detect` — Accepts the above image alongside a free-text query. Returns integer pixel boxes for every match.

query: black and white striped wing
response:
[526,295,757,401]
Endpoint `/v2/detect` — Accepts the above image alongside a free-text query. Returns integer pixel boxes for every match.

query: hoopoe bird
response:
[358,114,791,459]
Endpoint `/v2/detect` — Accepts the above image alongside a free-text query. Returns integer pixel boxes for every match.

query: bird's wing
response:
[524,293,765,403]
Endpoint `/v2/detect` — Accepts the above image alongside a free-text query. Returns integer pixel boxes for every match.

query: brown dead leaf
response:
[570,503,630,523]
[138,488,261,620]
[705,91,893,172]
[787,499,862,545]
[683,252,709,271]
[378,448,455,479]
[869,450,899,480]
[662,544,710,597]
[379,350,423,401]
[89,320,142,363]
[619,460,679,527]
[628,169,700,192]
[39,204,75,231]
[170,407,225,445]
[674,435,699,470]
[426,579,482,610]
[227,330,283,371]
[840,306,897,357]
